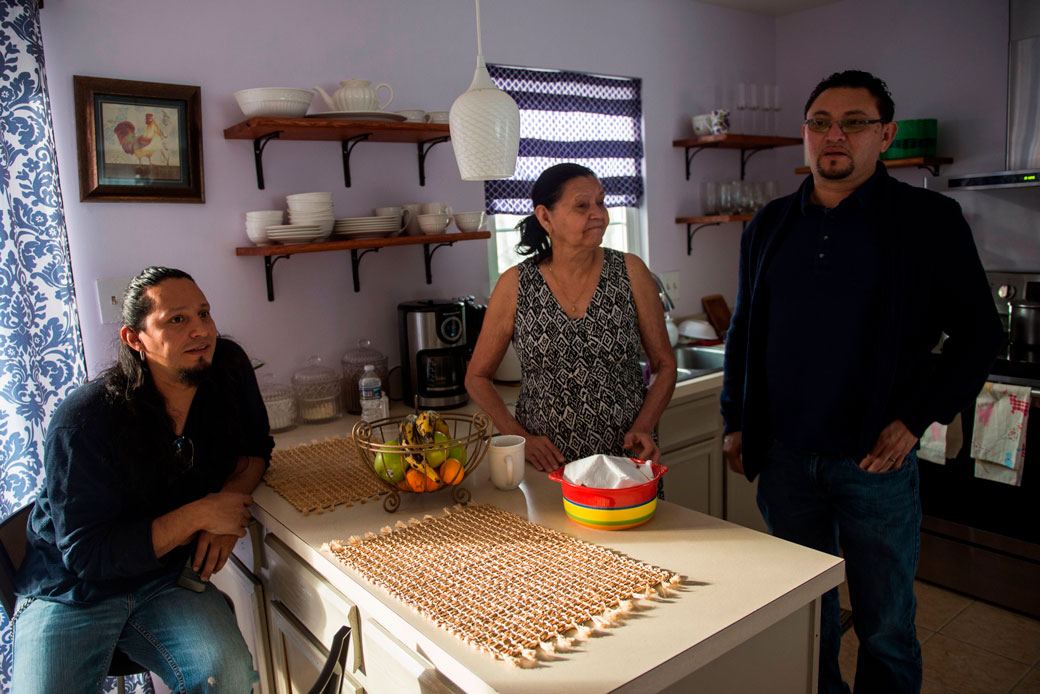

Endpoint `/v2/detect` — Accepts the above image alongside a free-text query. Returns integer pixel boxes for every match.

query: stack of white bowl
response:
[286,192,334,239]
[245,210,285,245]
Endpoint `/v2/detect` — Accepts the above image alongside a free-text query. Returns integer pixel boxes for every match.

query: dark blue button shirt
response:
[762,166,885,455]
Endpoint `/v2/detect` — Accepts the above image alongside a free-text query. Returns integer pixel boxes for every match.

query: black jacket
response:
[720,165,1003,480]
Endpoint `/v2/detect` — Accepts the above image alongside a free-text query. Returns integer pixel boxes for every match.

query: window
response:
[484,64,644,291]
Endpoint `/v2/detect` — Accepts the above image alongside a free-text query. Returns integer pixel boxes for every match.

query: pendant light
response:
[449,0,520,181]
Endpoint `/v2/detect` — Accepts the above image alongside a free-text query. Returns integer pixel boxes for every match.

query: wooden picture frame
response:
[74,75,204,203]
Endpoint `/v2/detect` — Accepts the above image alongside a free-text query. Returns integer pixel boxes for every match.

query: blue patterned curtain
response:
[484,64,643,214]
[1,0,100,691]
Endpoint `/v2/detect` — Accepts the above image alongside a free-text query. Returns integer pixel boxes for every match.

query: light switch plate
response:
[661,270,680,297]
[96,277,131,324]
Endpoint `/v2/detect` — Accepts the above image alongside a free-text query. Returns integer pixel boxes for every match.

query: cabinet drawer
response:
[361,618,461,694]
[269,601,363,694]
[262,534,361,673]
[659,394,721,452]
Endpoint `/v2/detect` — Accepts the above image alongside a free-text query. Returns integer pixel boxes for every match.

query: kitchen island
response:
[232,373,844,694]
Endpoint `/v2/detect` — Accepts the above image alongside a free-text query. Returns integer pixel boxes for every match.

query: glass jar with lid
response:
[258,375,297,432]
[291,355,343,423]
[341,339,389,414]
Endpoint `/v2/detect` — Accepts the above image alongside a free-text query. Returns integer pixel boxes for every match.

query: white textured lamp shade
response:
[449,60,520,181]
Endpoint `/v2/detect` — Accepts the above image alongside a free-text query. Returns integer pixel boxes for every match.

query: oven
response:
[917,271,1040,617]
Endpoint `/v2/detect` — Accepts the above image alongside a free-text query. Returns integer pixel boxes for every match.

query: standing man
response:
[12,267,273,692]
[720,71,1002,693]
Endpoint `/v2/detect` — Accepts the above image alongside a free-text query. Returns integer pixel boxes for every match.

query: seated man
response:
[12,266,273,693]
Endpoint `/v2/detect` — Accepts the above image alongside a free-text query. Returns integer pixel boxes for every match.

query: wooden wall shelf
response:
[675,215,754,255]
[223,117,451,189]
[794,156,954,176]
[236,231,490,300]
[673,133,803,181]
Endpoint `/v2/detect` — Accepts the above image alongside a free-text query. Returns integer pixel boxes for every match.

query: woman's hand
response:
[524,435,565,472]
[624,429,660,464]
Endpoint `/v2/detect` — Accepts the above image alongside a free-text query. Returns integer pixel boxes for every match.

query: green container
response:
[882,118,937,160]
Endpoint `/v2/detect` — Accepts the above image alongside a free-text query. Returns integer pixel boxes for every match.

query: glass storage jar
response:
[259,376,297,432]
[341,339,389,414]
[291,356,343,423]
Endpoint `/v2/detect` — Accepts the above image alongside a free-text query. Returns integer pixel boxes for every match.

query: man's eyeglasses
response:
[804,118,886,134]
[172,435,194,473]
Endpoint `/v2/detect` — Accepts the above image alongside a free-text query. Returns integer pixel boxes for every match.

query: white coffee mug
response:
[401,203,422,235]
[488,435,525,490]
[425,111,450,124]
[374,205,412,235]
[394,109,425,122]
[420,202,452,216]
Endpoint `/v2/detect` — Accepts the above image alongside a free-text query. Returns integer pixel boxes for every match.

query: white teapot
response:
[313,79,393,112]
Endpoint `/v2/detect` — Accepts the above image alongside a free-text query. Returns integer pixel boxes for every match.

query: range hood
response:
[945,0,1040,190]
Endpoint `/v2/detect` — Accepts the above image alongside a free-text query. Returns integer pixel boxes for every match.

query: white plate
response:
[306,111,407,122]
[265,224,320,231]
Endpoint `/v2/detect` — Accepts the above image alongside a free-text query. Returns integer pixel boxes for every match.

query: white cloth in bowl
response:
[562,454,653,489]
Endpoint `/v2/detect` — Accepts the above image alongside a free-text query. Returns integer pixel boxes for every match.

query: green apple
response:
[448,438,467,465]
[426,432,450,468]
[373,440,406,483]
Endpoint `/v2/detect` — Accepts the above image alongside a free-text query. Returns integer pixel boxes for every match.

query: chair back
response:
[0,504,33,619]
[306,625,351,694]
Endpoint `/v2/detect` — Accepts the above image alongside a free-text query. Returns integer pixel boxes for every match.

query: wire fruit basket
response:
[352,410,491,512]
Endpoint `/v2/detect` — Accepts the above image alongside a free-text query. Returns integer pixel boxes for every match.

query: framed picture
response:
[74,76,204,203]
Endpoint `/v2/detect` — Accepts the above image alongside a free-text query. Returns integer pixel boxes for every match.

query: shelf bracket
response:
[918,162,943,176]
[263,254,290,301]
[686,223,720,255]
[684,146,708,181]
[252,132,282,190]
[423,241,455,284]
[349,247,380,292]
[340,134,372,188]
[417,137,451,186]
[739,147,768,181]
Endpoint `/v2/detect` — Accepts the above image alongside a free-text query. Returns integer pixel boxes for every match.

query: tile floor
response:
[838,580,1040,693]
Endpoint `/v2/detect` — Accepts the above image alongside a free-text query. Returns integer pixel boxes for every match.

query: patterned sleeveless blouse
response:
[513,248,647,462]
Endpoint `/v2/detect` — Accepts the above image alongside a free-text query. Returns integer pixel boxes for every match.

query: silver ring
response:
[886,457,897,463]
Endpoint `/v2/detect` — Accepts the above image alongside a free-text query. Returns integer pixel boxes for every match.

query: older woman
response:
[466,163,677,472]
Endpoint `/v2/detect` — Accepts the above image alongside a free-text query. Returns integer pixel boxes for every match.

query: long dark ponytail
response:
[515,163,597,263]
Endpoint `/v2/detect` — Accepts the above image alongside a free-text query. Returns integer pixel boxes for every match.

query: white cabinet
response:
[360,618,461,694]
[662,438,718,515]
[659,389,723,517]
[268,600,364,694]
[726,468,769,534]
[210,549,275,693]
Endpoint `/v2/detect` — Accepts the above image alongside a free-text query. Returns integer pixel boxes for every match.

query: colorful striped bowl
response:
[548,461,668,530]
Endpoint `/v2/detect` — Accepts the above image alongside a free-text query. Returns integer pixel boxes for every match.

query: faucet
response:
[650,273,675,313]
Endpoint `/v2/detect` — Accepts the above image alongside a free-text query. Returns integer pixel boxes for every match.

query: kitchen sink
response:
[640,345,725,383]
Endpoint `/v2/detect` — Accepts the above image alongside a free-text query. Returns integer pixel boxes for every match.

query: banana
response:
[398,415,421,448]
[420,461,442,485]
[415,411,436,444]
[403,449,426,470]
[432,412,451,438]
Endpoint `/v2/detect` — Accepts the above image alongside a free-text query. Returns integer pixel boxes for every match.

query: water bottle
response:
[359,365,384,422]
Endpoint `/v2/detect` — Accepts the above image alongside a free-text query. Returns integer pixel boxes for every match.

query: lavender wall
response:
[39,0,775,382]
[775,1,1037,271]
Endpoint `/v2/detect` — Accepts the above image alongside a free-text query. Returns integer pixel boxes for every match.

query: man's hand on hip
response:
[723,432,744,474]
[194,531,237,582]
[860,420,918,472]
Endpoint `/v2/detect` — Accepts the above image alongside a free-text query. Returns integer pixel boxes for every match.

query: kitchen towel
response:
[971,383,1031,487]
[323,504,681,666]
[918,413,964,465]
[265,437,391,514]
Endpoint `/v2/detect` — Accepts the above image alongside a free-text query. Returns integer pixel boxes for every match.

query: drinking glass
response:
[702,180,720,215]
[747,84,761,134]
[720,182,738,215]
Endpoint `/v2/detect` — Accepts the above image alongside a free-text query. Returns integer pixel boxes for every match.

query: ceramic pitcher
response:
[313,79,393,112]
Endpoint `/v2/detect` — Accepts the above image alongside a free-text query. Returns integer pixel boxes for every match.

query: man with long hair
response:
[12,266,272,692]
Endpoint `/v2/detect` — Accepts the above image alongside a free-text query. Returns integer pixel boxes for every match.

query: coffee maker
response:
[398,300,469,409]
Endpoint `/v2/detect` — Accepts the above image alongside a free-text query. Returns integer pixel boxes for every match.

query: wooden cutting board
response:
[701,294,732,338]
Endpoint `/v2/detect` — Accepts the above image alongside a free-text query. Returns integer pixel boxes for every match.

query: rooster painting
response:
[113,113,166,168]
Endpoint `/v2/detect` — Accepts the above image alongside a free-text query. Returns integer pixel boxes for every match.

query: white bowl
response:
[287,202,334,213]
[417,213,452,235]
[234,88,313,118]
[286,192,332,201]
[453,211,486,233]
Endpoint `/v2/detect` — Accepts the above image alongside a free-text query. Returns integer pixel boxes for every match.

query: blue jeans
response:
[757,440,923,694]
[12,573,257,693]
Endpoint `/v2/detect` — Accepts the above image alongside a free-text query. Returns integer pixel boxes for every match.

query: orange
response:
[405,468,427,493]
[441,458,465,485]
[423,472,442,492]
[397,480,411,491]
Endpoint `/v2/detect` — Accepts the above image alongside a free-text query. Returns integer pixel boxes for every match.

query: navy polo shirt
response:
[761,167,884,456]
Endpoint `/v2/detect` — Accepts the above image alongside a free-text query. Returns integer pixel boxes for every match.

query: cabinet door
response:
[658,393,721,453]
[209,553,274,694]
[726,467,769,534]
[360,618,461,694]
[268,600,364,694]
[662,438,715,515]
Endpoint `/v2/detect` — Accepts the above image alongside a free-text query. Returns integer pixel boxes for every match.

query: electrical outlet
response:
[96,277,132,324]
[661,270,680,297]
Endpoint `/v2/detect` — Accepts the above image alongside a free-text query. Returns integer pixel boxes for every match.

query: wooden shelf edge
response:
[235,231,491,256]
[676,215,754,224]
[673,133,803,149]
[224,117,450,141]
[794,156,954,174]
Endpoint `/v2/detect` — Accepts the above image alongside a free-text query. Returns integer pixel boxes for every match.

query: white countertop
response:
[254,374,844,693]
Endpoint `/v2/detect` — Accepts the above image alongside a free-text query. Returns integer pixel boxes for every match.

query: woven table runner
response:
[264,437,389,514]
[323,504,681,666]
